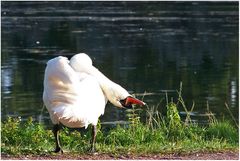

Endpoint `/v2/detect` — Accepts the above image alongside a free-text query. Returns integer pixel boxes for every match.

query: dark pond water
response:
[1,1,239,127]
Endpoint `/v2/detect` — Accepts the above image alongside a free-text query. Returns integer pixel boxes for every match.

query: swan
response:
[43,53,145,153]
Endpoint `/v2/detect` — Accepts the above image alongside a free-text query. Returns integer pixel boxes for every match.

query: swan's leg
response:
[53,124,63,153]
[90,125,97,152]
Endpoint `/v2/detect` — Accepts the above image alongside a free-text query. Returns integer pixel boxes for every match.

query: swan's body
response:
[43,53,145,153]
[43,56,106,128]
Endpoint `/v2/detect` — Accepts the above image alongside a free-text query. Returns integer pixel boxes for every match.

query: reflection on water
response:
[1,1,239,126]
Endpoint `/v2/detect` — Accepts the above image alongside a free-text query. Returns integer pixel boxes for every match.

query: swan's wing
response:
[52,73,107,128]
[43,56,80,109]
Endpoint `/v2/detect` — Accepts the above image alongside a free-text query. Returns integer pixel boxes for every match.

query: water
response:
[1,2,239,126]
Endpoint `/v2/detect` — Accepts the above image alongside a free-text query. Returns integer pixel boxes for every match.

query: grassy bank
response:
[1,86,239,156]
[1,105,238,156]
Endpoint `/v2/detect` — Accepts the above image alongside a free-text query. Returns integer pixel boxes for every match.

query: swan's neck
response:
[88,66,130,107]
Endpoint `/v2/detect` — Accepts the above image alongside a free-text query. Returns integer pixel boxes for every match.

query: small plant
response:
[126,108,141,128]
[166,102,182,130]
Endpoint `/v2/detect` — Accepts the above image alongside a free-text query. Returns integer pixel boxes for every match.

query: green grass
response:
[1,84,238,155]
[1,102,238,156]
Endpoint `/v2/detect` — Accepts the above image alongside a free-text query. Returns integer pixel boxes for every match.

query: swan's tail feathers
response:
[51,106,90,128]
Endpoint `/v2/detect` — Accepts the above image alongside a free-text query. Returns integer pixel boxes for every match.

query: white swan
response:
[43,53,145,153]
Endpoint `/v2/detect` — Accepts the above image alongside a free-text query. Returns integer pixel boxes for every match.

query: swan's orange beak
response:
[125,96,146,106]
[120,96,146,108]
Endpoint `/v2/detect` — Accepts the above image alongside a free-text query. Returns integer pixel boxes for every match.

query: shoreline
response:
[2,150,239,160]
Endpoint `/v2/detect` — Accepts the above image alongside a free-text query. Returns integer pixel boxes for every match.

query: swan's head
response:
[119,96,146,109]
[69,53,93,73]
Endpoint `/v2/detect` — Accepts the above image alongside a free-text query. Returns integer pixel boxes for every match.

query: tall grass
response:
[1,85,238,155]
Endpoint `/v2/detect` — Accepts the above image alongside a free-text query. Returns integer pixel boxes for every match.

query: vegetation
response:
[1,87,238,156]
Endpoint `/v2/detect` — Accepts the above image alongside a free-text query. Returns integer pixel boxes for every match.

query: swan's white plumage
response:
[43,56,106,128]
[70,53,93,73]
[70,53,131,108]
